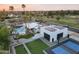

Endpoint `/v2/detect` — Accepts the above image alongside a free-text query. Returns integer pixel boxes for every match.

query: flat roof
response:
[55,26,65,30]
[44,25,66,32]
[45,27,57,32]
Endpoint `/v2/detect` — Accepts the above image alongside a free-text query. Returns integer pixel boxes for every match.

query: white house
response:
[26,22,39,29]
[12,22,41,35]
[26,22,42,33]
[40,25,68,42]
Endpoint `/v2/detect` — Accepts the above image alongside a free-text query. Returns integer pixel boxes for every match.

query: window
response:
[57,33,63,40]
[44,33,50,41]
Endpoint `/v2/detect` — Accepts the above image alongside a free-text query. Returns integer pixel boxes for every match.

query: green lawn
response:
[52,18,79,28]
[34,16,79,28]
[43,16,79,28]
[26,39,48,54]
[17,34,33,39]
[15,45,27,54]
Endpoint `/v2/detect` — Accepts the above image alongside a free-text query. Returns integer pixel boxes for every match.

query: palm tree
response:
[21,4,26,22]
[1,9,6,21]
[9,6,14,13]
[21,4,26,14]
[21,4,28,33]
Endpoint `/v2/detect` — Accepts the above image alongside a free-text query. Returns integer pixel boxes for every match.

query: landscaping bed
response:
[15,45,27,54]
[17,34,33,39]
[26,39,48,54]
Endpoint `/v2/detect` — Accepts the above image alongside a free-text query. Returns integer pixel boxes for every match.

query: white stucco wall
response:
[40,26,68,42]
[26,22,39,29]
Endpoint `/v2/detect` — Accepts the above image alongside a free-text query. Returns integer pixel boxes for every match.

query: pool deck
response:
[40,37,68,47]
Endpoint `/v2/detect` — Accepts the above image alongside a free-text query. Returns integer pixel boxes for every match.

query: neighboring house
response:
[8,14,14,17]
[12,22,40,35]
[8,14,19,18]
[26,22,40,33]
[26,22,39,29]
[40,25,68,42]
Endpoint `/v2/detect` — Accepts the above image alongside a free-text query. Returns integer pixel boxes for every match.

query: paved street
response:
[69,31,79,41]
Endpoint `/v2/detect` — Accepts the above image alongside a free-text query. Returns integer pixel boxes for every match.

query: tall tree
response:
[56,16,60,21]
[9,6,14,17]
[21,4,26,14]
[0,9,7,21]
[47,11,53,18]
[9,6,14,12]
[21,4,28,33]
[0,26,10,50]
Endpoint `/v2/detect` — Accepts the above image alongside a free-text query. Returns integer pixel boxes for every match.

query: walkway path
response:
[18,33,43,44]
[11,46,16,54]
[23,43,31,54]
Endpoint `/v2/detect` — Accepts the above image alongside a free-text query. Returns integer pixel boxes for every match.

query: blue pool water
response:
[47,39,79,54]
[52,46,69,54]
[15,26,26,35]
[64,41,79,52]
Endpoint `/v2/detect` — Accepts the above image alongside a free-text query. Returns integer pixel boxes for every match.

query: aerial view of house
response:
[0,4,79,54]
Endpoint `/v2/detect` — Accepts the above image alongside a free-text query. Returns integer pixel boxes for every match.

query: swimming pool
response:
[15,26,26,35]
[64,41,79,52]
[51,46,69,54]
[45,38,79,54]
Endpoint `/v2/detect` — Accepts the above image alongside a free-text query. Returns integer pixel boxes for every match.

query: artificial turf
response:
[15,45,27,54]
[26,39,48,54]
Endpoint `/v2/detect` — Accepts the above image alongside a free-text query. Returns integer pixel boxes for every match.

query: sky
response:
[0,4,79,11]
